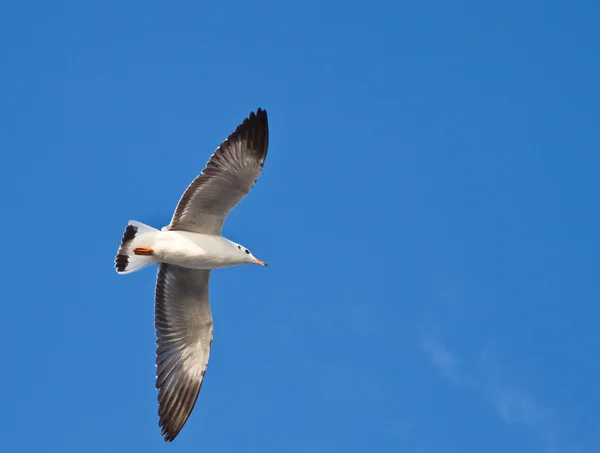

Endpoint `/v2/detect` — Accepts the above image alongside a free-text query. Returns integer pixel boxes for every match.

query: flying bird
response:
[114,108,269,441]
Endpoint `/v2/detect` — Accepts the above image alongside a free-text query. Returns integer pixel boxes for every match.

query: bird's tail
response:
[115,220,159,274]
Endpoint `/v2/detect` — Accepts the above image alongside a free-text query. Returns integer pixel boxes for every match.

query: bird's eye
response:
[245,249,250,254]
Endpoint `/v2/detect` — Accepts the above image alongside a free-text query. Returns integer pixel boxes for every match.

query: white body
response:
[149,231,246,269]
[119,222,262,272]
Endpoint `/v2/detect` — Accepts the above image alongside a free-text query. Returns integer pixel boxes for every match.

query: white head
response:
[234,243,268,267]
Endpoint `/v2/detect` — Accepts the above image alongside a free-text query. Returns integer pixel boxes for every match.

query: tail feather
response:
[115,220,158,274]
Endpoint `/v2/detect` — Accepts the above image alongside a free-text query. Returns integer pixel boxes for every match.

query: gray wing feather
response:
[154,264,213,442]
[167,108,269,234]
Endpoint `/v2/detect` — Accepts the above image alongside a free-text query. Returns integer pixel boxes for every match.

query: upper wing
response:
[154,264,213,442]
[166,108,269,235]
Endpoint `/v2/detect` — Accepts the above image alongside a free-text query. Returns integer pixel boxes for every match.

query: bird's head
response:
[235,243,268,267]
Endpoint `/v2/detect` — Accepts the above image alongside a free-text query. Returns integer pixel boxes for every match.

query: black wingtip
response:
[115,224,138,273]
[245,107,268,129]
[225,107,269,166]
[115,254,129,272]
[120,224,137,247]
[157,381,203,442]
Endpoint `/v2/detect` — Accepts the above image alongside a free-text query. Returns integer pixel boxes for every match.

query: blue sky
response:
[2,0,599,452]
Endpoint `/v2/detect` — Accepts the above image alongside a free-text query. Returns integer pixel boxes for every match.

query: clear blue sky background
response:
[2,1,599,452]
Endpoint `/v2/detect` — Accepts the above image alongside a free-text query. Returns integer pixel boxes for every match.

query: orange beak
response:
[252,258,268,267]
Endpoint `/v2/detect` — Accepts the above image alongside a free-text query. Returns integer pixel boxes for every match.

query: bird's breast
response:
[153,231,235,269]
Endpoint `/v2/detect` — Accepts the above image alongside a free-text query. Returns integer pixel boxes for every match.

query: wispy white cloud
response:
[420,337,460,382]
[489,385,551,426]
[421,334,578,453]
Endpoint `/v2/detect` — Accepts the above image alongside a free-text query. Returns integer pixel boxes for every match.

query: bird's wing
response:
[166,108,269,235]
[154,264,213,442]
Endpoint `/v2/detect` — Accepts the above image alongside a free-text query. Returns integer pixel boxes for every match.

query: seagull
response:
[114,108,269,442]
